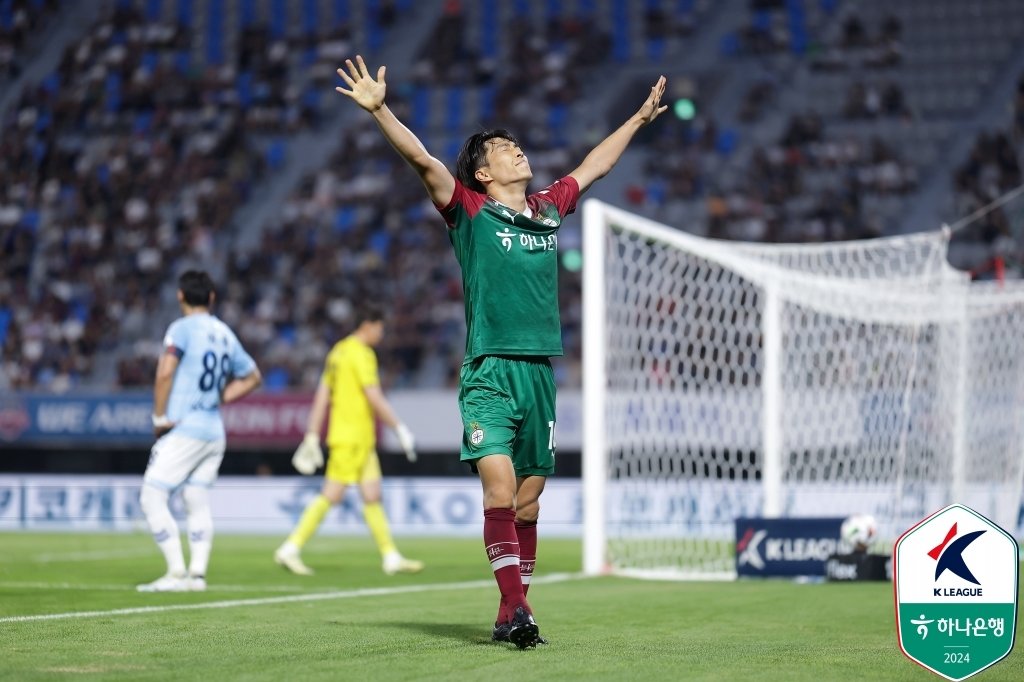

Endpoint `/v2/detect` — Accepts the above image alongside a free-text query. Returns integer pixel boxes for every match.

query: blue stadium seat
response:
[174,50,190,74]
[719,32,739,56]
[366,3,384,51]
[145,0,163,23]
[34,109,50,132]
[716,128,737,156]
[333,0,350,25]
[445,87,464,133]
[612,0,630,62]
[134,111,153,134]
[335,206,356,234]
[369,230,391,259]
[303,0,318,35]
[176,0,193,28]
[240,0,256,27]
[263,366,291,391]
[0,308,11,347]
[480,0,498,58]
[753,9,771,32]
[105,73,121,113]
[786,0,806,55]
[444,137,461,164]
[21,209,40,231]
[41,71,60,93]
[411,86,430,134]
[206,0,225,65]
[237,71,253,108]
[302,85,320,112]
[270,0,287,39]
[548,102,568,145]
[266,139,287,170]
[647,37,665,62]
[141,51,159,75]
[478,85,496,124]
[32,140,46,163]
[546,0,563,22]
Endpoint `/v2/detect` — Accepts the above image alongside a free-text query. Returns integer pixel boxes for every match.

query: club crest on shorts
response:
[469,422,485,446]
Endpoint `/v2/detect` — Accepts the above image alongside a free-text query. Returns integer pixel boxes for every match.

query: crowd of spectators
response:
[0,2,359,392]
[189,1,626,393]
[0,0,60,81]
[947,73,1024,279]
[3,2,1021,394]
[631,106,918,243]
[842,80,910,120]
[809,10,903,72]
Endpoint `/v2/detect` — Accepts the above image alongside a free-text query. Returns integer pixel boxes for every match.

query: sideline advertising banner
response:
[735,517,846,578]
[0,391,584,451]
[0,475,583,538]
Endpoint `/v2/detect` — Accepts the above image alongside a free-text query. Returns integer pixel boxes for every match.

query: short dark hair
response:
[352,301,386,327]
[455,129,521,193]
[178,270,215,307]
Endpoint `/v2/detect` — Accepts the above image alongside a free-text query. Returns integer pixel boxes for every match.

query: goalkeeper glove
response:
[394,423,417,463]
[292,433,324,475]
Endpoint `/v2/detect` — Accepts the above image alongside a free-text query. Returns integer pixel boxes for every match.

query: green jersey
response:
[437,177,580,362]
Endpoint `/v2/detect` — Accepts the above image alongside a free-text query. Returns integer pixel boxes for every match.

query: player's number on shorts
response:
[199,351,231,393]
[547,420,556,452]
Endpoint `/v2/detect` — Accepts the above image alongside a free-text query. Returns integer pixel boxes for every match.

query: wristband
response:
[152,414,171,428]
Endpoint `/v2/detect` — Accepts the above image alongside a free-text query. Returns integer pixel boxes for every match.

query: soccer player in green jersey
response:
[336,55,667,649]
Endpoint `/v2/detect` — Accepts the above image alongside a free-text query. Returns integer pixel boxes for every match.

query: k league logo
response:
[929,523,985,592]
[736,527,767,570]
[894,504,1018,681]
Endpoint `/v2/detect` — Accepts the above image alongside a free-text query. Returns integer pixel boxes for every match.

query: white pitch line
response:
[27,549,155,563]
[0,573,582,624]
[0,581,310,593]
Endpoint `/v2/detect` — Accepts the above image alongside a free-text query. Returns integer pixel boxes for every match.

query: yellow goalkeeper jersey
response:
[322,335,378,447]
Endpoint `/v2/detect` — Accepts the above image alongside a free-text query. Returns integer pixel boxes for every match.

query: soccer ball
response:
[841,514,877,551]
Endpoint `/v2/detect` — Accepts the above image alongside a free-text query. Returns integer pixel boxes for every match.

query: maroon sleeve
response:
[434,180,486,228]
[533,176,580,218]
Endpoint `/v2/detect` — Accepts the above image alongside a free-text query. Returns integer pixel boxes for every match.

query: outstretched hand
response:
[635,75,668,125]
[336,55,387,112]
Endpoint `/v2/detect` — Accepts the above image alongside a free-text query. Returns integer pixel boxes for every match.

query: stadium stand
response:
[0,0,61,81]
[2,0,1024,394]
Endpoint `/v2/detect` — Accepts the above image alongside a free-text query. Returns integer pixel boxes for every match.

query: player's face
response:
[366,320,384,346]
[480,138,532,185]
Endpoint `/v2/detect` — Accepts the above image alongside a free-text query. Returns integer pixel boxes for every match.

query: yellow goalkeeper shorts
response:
[325,441,382,485]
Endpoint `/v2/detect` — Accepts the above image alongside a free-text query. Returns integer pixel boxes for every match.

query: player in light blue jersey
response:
[137,270,262,592]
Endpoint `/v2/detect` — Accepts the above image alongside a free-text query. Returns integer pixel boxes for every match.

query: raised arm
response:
[569,76,668,195]
[336,55,455,207]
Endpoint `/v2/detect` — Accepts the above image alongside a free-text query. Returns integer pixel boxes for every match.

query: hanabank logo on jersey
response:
[493,229,557,254]
[894,504,1018,681]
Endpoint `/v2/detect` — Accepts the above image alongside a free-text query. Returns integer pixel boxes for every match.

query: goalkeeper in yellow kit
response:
[274,303,423,576]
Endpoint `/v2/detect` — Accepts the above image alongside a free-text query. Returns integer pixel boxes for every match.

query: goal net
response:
[581,200,1024,579]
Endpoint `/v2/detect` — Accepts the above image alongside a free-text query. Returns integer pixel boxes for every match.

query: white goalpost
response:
[581,199,1024,580]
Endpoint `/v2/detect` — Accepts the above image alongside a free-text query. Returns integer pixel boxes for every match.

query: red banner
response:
[221,393,314,448]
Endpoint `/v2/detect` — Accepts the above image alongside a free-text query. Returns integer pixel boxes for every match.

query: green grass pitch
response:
[0,532,1019,681]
